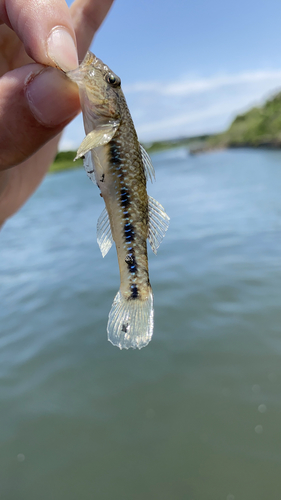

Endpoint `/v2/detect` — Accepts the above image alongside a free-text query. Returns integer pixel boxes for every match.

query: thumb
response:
[0,63,80,169]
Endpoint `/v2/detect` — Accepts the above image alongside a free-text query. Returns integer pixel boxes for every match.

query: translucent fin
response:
[148,196,170,255]
[107,289,154,350]
[74,121,120,160]
[83,151,97,185]
[140,144,155,183]
[97,208,113,257]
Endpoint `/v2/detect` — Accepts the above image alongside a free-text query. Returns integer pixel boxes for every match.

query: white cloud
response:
[59,69,281,149]
[123,70,281,97]
[136,104,228,135]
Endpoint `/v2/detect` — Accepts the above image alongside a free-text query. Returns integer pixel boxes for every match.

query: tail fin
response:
[107,290,154,350]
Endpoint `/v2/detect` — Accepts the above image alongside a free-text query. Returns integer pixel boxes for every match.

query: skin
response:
[0,0,114,226]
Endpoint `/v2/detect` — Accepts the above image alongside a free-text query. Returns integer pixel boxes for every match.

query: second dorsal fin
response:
[140,145,155,183]
[147,196,170,254]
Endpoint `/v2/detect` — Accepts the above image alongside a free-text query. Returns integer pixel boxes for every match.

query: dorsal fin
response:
[140,145,155,183]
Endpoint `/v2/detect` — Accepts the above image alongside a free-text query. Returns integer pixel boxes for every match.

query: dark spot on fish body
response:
[120,187,130,208]
[125,250,138,274]
[109,140,121,165]
[123,222,134,242]
[130,284,139,299]
[100,174,105,182]
[122,323,129,333]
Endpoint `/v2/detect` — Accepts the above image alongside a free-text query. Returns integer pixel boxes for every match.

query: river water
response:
[1,148,281,500]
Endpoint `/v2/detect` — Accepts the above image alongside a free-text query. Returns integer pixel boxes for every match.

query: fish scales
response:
[103,124,150,302]
[67,52,169,349]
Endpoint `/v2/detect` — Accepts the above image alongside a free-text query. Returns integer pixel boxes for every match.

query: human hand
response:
[0,0,114,226]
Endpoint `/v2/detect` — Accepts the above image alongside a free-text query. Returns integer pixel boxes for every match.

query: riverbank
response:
[49,151,83,174]
[49,134,211,173]
[191,91,281,153]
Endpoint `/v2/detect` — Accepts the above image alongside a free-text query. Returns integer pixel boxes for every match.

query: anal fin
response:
[97,207,113,257]
[148,196,170,254]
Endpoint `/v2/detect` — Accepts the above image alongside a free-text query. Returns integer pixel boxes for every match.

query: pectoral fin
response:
[148,196,170,255]
[74,121,120,160]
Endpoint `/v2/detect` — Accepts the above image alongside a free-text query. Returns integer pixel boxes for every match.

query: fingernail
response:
[26,68,79,126]
[47,27,78,72]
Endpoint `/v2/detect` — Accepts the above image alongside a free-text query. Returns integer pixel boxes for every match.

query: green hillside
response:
[198,91,281,152]
[49,151,83,173]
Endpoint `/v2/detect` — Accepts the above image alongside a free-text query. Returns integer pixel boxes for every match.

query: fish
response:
[67,52,169,349]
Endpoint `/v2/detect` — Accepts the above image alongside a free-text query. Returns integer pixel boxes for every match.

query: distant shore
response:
[49,151,83,174]
[49,135,211,174]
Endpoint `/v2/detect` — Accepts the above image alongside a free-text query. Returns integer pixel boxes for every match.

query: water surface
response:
[1,148,281,500]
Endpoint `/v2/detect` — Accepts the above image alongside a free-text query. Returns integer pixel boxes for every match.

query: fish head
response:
[67,52,122,129]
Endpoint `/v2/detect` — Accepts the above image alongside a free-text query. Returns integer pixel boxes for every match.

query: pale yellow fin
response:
[74,121,120,160]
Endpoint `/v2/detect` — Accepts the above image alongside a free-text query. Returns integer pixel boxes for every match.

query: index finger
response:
[0,0,78,71]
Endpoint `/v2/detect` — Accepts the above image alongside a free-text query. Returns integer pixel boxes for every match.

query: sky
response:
[61,0,281,149]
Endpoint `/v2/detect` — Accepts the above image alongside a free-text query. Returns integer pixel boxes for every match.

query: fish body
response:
[67,52,169,349]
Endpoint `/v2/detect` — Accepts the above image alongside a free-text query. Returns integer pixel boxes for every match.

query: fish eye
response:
[106,72,121,87]
[107,73,116,84]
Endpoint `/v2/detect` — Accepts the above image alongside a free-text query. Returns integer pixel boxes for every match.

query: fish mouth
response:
[66,52,96,85]
[66,66,86,85]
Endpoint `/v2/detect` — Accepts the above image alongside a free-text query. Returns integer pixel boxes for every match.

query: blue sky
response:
[62,0,281,149]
